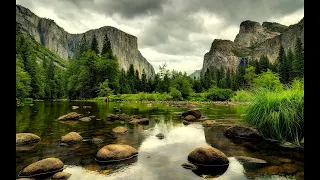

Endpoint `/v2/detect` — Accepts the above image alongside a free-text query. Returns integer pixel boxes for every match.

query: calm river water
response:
[16,101,304,180]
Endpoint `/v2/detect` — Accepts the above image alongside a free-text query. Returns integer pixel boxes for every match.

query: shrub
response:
[252,70,283,92]
[169,88,183,101]
[231,90,254,102]
[206,87,233,101]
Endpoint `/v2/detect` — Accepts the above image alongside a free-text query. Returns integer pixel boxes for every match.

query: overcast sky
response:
[16,0,304,74]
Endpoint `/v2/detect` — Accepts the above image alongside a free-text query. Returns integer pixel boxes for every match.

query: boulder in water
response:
[19,158,64,177]
[112,126,128,134]
[57,112,81,121]
[60,132,83,144]
[96,144,138,162]
[16,133,40,145]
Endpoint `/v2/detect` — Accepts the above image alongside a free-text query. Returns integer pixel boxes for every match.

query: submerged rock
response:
[92,138,104,144]
[89,115,96,121]
[155,133,165,139]
[258,165,285,175]
[183,121,190,125]
[60,132,83,144]
[235,156,267,170]
[16,133,40,145]
[224,125,263,140]
[184,115,196,121]
[188,146,229,166]
[130,118,150,125]
[181,162,197,170]
[202,120,215,127]
[107,114,120,121]
[51,172,71,180]
[57,112,81,121]
[71,106,79,110]
[19,158,64,177]
[79,117,91,122]
[182,109,202,119]
[112,126,128,134]
[96,144,138,162]
[281,164,298,174]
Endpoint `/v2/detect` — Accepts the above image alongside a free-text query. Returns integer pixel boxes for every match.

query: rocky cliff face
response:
[201,18,303,75]
[16,5,155,78]
[189,69,201,79]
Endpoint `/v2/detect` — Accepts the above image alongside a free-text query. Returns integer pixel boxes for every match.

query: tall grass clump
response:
[243,87,304,146]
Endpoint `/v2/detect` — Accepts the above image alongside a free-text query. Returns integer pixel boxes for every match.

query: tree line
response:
[16,32,304,100]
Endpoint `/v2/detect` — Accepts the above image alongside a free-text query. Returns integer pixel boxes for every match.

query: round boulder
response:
[188,146,229,166]
[16,133,40,145]
[224,125,262,140]
[155,133,165,140]
[184,115,196,121]
[112,126,128,134]
[60,132,83,144]
[182,109,202,119]
[19,158,64,177]
[96,144,138,162]
[183,121,190,125]
[51,172,71,180]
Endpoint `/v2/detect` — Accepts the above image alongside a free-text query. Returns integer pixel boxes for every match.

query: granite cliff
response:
[200,18,304,76]
[16,4,155,78]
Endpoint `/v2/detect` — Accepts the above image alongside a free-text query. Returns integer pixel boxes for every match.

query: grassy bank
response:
[239,79,304,146]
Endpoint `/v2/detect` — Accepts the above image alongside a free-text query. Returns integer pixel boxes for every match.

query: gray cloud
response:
[16,0,304,74]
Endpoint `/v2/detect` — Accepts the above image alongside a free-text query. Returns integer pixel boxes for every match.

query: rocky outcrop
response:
[96,144,138,162]
[16,5,155,78]
[201,18,303,75]
[19,158,64,177]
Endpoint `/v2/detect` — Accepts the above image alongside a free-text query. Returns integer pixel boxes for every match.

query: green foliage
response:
[206,87,233,101]
[252,70,283,92]
[192,79,203,93]
[101,34,113,58]
[292,38,304,79]
[98,80,113,97]
[231,90,254,102]
[277,45,290,83]
[109,92,172,101]
[243,88,304,145]
[259,55,270,72]
[172,76,193,98]
[90,34,100,55]
[16,55,31,98]
[169,87,183,101]
[243,65,257,88]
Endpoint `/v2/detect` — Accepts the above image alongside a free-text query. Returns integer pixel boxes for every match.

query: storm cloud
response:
[16,0,304,74]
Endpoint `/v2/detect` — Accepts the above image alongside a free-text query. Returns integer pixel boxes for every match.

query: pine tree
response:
[277,45,289,83]
[101,34,113,58]
[259,56,270,72]
[141,70,147,92]
[127,64,136,93]
[90,34,100,55]
[79,34,89,56]
[292,38,304,78]
[226,68,231,89]
[286,48,294,82]
[135,70,141,92]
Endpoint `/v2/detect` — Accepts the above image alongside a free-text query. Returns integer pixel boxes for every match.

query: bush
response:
[187,93,208,101]
[206,87,233,101]
[169,88,183,101]
[231,90,254,102]
[243,88,304,145]
[252,70,283,92]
